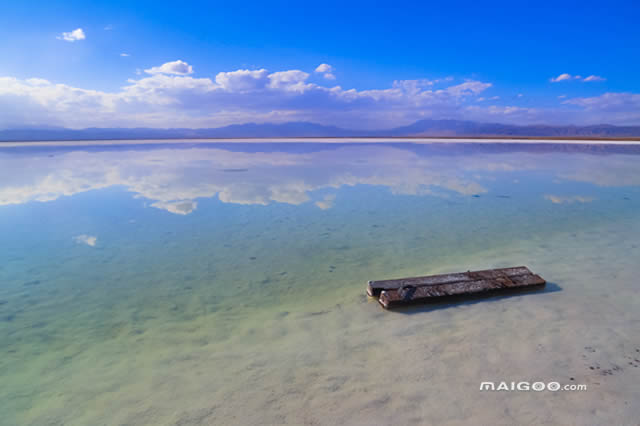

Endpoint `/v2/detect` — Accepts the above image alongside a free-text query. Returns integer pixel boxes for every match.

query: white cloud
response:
[74,234,97,247]
[0,64,498,129]
[267,70,310,91]
[57,28,86,42]
[145,60,194,75]
[583,75,606,82]
[550,73,575,83]
[104,24,114,31]
[563,92,640,110]
[443,81,492,96]
[215,69,269,91]
[477,97,505,103]
[465,105,532,118]
[315,64,336,81]
[561,92,640,123]
[0,61,635,129]
[120,53,130,57]
[25,78,50,86]
[315,63,333,73]
[551,73,606,83]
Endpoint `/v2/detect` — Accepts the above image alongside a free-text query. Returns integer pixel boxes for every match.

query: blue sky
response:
[0,0,639,129]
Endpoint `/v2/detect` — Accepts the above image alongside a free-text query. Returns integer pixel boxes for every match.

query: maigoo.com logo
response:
[479,381,587,392]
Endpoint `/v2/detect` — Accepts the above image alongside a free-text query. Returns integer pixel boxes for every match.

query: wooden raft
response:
[367,266,546,309]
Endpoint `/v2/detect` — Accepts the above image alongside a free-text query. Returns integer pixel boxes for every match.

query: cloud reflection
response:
[0,145,638,215]
[0,146,487,214]
[544,195,595,204]
[315,194,336,210]
[73,234,97,247]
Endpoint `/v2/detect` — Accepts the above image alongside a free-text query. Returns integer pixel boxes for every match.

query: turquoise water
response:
[1,142,639,425]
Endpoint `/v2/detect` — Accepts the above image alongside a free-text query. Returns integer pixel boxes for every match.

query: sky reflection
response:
[0,143,639,215]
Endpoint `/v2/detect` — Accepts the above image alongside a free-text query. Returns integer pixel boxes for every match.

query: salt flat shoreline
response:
[1,137,640,147]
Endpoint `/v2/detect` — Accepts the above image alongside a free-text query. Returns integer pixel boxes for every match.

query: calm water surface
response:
[1,141,639,425]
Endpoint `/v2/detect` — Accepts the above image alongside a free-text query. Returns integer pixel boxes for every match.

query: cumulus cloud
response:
[145,60,194,75]
[267,70,310,91]
[315,64,335,80]
[215,69,269,91]
[120,53,130,57]
[315,63,333,73]
[57,28,85,42]
[0,63,498,129]
[0,60,635,129]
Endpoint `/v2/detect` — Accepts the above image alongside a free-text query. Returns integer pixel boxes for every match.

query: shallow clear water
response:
[1,141,639,425]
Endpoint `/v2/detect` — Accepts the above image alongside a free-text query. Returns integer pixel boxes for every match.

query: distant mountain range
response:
[2,120,640,141]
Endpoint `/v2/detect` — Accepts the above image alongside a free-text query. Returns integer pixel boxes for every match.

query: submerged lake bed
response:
[1,141,639,425]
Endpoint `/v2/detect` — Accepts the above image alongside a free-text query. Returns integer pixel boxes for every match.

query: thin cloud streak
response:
[550,73,606,83]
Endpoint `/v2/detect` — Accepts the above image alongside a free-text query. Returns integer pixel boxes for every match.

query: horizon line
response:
[2,136,640,148]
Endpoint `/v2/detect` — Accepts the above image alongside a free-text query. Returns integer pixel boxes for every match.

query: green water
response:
[1,142,639,425]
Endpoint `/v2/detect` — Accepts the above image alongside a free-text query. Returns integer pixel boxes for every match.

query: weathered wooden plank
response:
[376,270,545,309]
[367,266,533,297]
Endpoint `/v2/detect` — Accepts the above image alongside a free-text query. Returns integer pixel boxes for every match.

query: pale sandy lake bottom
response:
[0,142,639,425]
